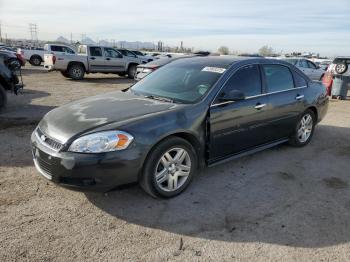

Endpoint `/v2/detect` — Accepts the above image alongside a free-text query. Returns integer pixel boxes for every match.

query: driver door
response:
[208,64,270,161]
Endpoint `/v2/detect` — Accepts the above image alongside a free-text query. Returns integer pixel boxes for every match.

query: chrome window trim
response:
[210,62,308,108]
[35,128,63,152]
[211,86,307,107]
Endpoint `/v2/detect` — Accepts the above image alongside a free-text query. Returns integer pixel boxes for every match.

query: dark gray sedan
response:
[31,57,328,198]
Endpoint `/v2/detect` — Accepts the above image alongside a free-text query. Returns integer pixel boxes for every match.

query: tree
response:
[258,45,274,57]
[218,46,229,55]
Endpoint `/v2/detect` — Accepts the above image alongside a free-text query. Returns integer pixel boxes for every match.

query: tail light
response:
[322,72,333,96]
[52,55,56,65]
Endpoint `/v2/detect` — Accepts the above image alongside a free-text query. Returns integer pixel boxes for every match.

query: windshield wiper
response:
[145,95,174,103]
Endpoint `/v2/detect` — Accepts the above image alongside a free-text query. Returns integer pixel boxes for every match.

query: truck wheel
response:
[60,71,71,78]
[127,64,137,79]
[0,84,7,111]
[68,64,85,80]
[29,55,42,66]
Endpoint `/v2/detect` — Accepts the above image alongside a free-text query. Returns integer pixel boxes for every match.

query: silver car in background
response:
[282,58,325,81]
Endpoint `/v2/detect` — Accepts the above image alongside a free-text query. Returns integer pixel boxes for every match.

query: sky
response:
[0,0,349,56]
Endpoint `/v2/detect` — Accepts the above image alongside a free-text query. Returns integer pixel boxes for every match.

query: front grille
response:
[36,157,54,177]
[36,128,63,151]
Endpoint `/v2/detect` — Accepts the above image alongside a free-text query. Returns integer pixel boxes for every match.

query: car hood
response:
[39,91,179,143]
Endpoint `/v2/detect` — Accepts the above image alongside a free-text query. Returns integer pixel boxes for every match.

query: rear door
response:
[103,47,125,72]
[261,64,307,140]
[88,46,106,72]
[209,64,271,161]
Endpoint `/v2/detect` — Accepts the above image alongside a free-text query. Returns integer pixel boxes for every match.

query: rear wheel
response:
[289,109,316,147]
[29,55,42,66]
[0,84,7,111]
[68,64,85,80]
[140,137,198,198]
[127,64,137,79]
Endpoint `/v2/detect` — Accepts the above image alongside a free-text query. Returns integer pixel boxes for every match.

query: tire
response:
[29,55,42,66]
[0,84,7,111]
[127,64,137,79]
[140,137,198,198]
[335,63,348,74]
[68,64,85,80]
[8,58,21,70]
[60,71,71,78]
[288,109,316,147]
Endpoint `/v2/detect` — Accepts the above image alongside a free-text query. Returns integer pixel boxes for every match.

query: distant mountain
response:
[56,36,70,44]
[81,37,96,45]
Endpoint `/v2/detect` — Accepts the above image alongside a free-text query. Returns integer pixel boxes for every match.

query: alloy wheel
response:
[297,114,313,143]
[155,147,191,192]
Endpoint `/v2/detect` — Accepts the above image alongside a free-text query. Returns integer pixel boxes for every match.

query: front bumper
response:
[31,131,143,192]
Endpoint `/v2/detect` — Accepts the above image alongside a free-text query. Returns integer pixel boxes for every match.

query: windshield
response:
[131,61,227,103]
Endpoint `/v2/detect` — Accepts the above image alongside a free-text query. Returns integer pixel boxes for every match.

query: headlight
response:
[68,131,133,153]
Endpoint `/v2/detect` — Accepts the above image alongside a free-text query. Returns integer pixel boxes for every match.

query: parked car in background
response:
[44,44,76,55]
[323,56,350,95]
[116,48,148,64]
[18,47,45,66]
[282,58,325,81]
[135,53,210,81]
[0,51,24,110]
[44,45,140,79]
[31,57,328,198]
[0,47,26,68]
[130,50,154,62]
[135,56,194,81]
[0,50,23,69]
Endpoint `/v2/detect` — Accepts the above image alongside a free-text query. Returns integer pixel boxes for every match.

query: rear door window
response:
[51,45,64,52]
[263,65,294,92]
[222,64,262,97]
[307,61,317,69]
[299,60,309,68]
[89,47,102,57]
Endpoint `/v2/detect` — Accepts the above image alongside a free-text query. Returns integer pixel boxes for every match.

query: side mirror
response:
[219,89,245,102]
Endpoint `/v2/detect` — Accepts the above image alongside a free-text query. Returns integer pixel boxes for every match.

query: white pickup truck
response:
[18,44,76,66]
[44,45,141,80]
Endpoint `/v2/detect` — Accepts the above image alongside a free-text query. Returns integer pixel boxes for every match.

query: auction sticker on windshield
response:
[202,67,226,74]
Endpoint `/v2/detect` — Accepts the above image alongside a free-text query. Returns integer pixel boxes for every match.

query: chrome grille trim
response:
[35,128,64,151]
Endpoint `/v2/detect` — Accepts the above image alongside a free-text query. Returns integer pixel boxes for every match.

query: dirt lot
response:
[1,66,350,261]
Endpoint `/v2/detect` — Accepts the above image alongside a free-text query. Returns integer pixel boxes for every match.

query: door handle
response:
[295,94,304,100]
[90,57,96,60]
[106,58,111,60]
[254,103,266,110]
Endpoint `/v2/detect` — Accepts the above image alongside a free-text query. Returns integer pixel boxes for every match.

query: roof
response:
[169,55,258,67]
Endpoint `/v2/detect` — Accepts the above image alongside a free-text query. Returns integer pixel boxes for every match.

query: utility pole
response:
[70,33,73,44]
[0,21,2,43]
[29,23,38,44]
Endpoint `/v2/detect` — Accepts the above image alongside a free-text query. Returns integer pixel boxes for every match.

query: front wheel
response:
[140,137,198,198]
[289,109,316,147]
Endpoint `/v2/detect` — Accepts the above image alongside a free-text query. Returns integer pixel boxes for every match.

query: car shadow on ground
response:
[0,88,52,128]
[71,77,135,85]
[86,125,350,248]
[21,65,47,75]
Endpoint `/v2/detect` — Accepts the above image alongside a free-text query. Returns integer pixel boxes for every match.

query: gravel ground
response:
[0,66,350,261]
